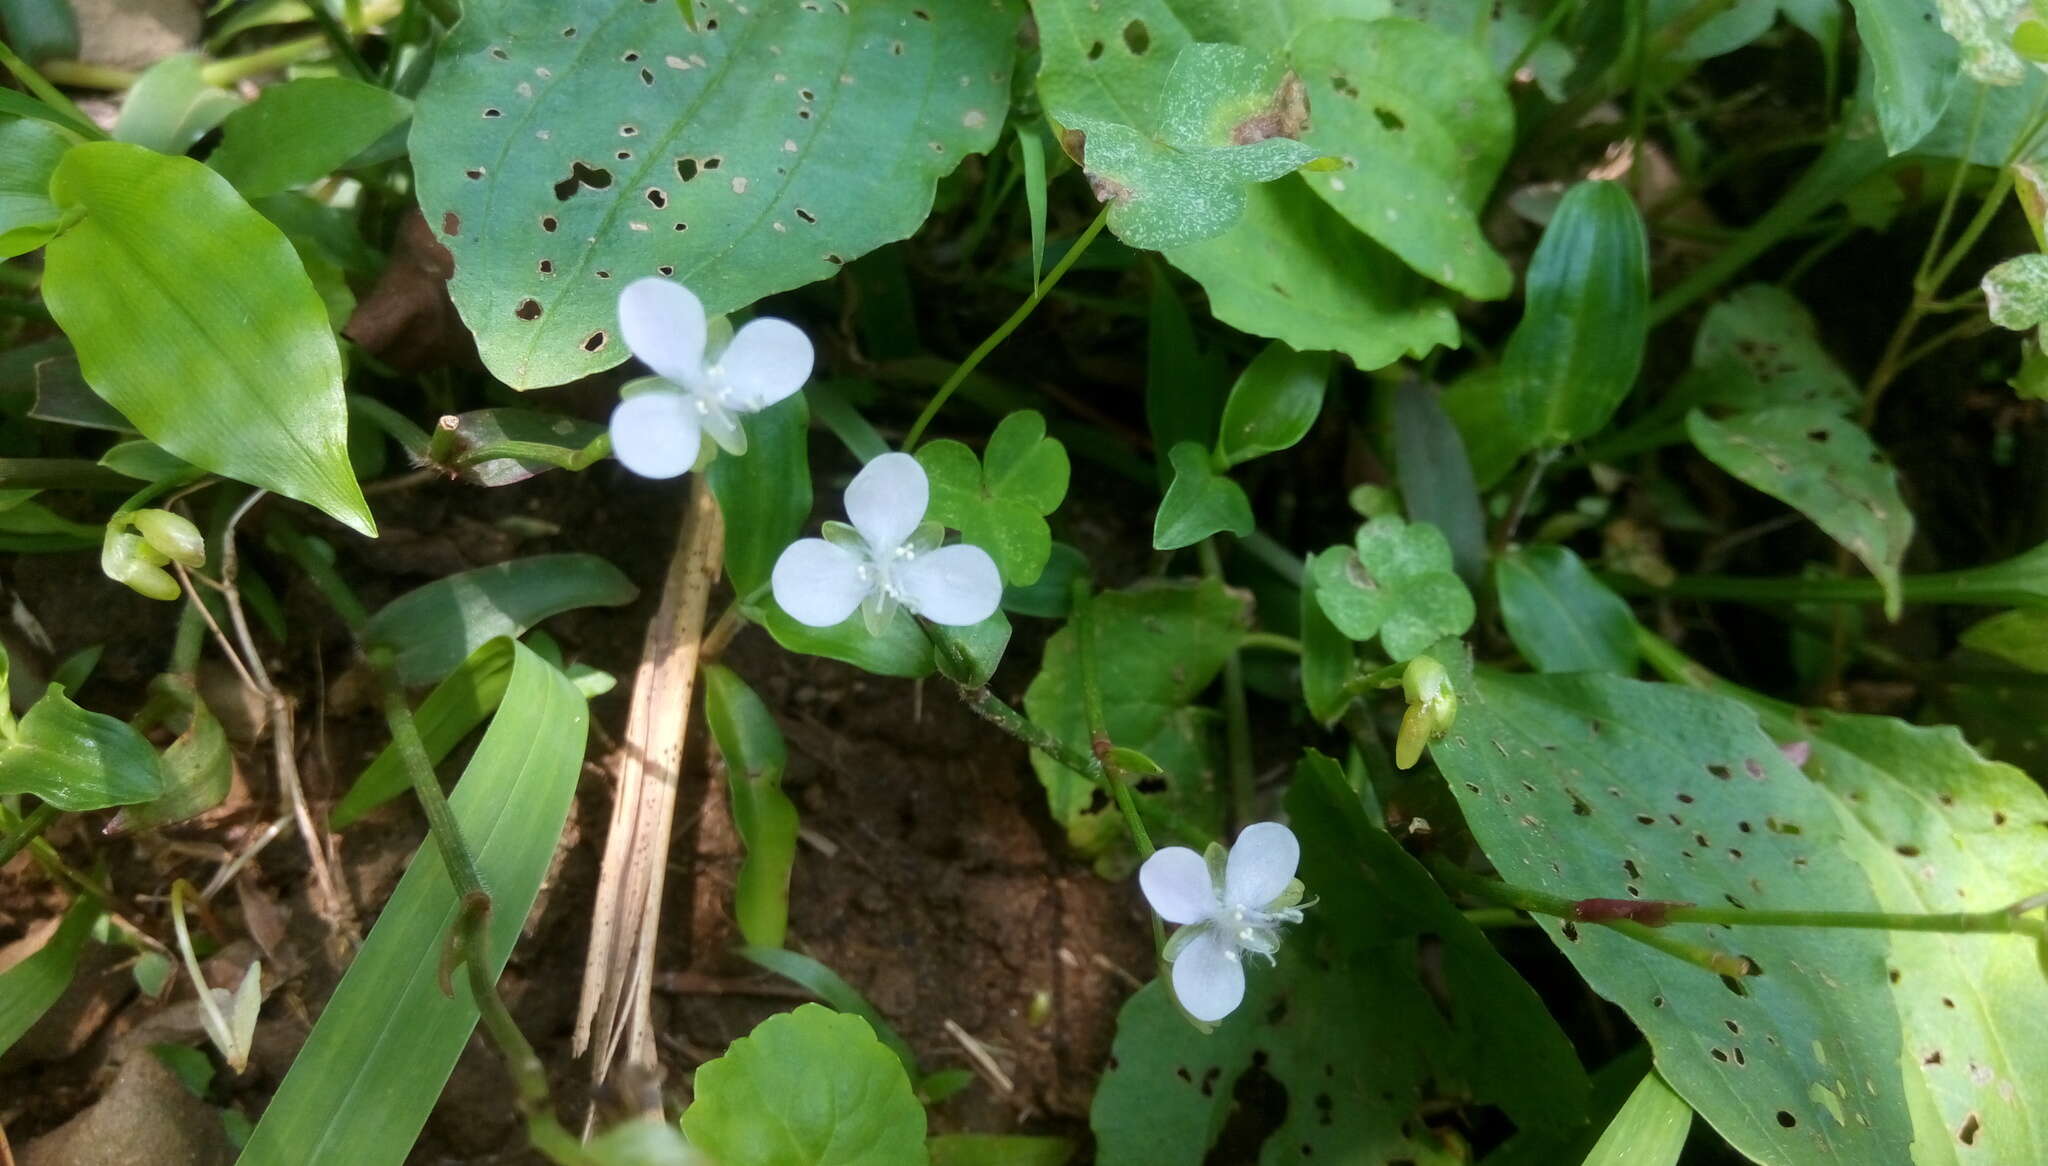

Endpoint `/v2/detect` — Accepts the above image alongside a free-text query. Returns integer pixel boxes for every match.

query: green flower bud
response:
[101,532,181,601]
[1395,655,1458,770]
[131,508,206,569]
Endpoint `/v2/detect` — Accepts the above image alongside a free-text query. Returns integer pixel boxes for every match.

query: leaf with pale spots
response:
[1984,253,2048,341]
[1685,407,1913,619]
[412,0,1019,388]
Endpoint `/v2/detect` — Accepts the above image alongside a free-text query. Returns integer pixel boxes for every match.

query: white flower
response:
[608,278,815,478]
[770,452,1002,634]
[1139,822,1307,1023]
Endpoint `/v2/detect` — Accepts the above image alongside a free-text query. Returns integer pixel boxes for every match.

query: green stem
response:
[1199,541,1256,830]
[1237,531,1305,587]
[1071,579,1155,859]
[1661,903,2047,937]
[348,395,433,459]
[169,599,206,677]
[268,518,372,633]
[458,912,598,1165]
[371,649,490,909]
[306,0,375,80]
[1238,632,1302,655]
[1604,566,2040,609]
[0,38,104,138]
[0,803,59,867]
[451,434,613,472]
[1506,0,1576,76]
[901,205,1112,451]
[0,458,139,492]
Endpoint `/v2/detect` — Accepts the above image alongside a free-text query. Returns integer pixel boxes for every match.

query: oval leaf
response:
[41,142,373,534]
[208,76,413,198]
[412,0,1018,388]
[1495,545,1639,674]
[1216,341,1331,467]
[363,553,638,685]
[0,682,164,811]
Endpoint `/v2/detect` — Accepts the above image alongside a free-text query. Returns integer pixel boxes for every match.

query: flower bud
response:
[101,532,181,601]
[131,508,206,568]
[1394,655,1458,770]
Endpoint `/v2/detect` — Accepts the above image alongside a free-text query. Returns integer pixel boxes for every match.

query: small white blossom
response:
[609,278,814,478]
[1139,822,1307,1023]
[771,452,1002,633]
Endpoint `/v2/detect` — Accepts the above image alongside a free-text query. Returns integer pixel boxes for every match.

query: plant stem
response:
[1198,541,1257,830]
[371,649,489,911]
[1494,447,1557,552]
[1661,903,2047,938]
[0,803,59,867]
[1236,531,1305,587]
[1238,631,1301,655]
[1070,580,1155,858]
[1506,0,1577,76]
[0,38,104,138]
[451,434,613,472]
[0,458,138,492]
[901,205,1112,451]
[458,912,597,1165]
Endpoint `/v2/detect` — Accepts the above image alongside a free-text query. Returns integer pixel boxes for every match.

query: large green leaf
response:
[411,0,1018,388]
[208,77,413,198]
[1023,578,1248,856]
[0,895,101,1058]
[0,682,164,810]
[41,142,373,534]
[1092,754,1587,1162]
[1496,545,1639,674]
[238,641,587,1166]
[1846,0,1958,153]
[681,1004,928,1166]
[1501,180,1649,448]
[362,553,638,685]
[707,395,812,598]
[1290,18,1512,299]
[1685,407,1914,619]
[1429,669,1915,1163]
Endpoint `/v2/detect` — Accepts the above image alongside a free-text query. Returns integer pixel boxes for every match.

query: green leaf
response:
[1391,379,1487,583]
[1984,252,2048,338]
[1440,364,1527,490]
[1958,607,2048,670]
[1582,1072,1692,1166]
[112,54,240,155]
[754,602,935,679]
[41,142,374,535]
[1215,341,1330,467]
[109,675,230,832]
[1680,283,1861,414]
[207,76,413,198]
[1017,125,1049,286]
[1152,442,1253,550]
[0,682,164,810]
[0,115,75,259]
[1429,669,1915,1164]
[928,1134,1073,1166]
[708,395,813,597]
[1299,557,1354,724]
[1168,177,1459,372]
[1002,541,1088,619]
[1502,180,1649,448]
[1393,0,1576,99]
[411,0,1019,388]
[330,639,517,828]
[363,553,638,686]
[0,895,101,1058]
[1145,270,1232,489]
[0,0,78,66]
[1060,44,1316,250]
[1496,546,1639,674]
[1685,407,1914,619]
[1023,578,1248,856]
[930,610,1012,689]
[1094,752,1587,1161]
[436,406,607,487]
[1290,18,1512,299]
[705,665,797,950]
[240,642,586,1166]
[1844,0,1959,153]
[681,1004,928,1166]
[1309,517,1474,662]
[99,439,199,484]
[917,410,1069,586]
[1930,0,2031,85]
[736,947,922,1082]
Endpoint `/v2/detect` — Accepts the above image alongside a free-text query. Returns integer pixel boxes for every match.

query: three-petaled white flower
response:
[771,452,1002,634]
[608,278,815,479]
[1139,822,1307,1023]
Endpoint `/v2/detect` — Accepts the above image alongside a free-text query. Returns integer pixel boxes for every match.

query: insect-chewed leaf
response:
[412,0,1019,388]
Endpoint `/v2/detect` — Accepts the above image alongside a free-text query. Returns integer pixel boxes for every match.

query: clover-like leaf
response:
[1310,517,1475,661]
[1984,252,2048,340]
[1058,44,1316,251]
[1152,442,1253,550]
[916,410,1069,586]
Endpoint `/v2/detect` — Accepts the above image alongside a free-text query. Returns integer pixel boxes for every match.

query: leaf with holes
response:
[916,409,1069,587]
[1289,19,1513,299]
[1686,407,1914,619]
[1428,667,1916,1164]
[1679,283,1861,415]
[1309,517,1474,662]
[1496,545,1639,674]
[412,0,1018,389]
[1034,0,1459,368]
[1022,578,1248,859]
[1057,43,1317,251]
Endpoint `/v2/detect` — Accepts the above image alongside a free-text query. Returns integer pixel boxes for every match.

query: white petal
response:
[609,394,702,479]
[895,544,1001,626]
[618,278,707,385]
[1224,822,1301,909]
[771,538,870,627]
[1140,847,1218,925]
[844,452,927,552]
[718,317,814,411]
[1171,929,1246,1023]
